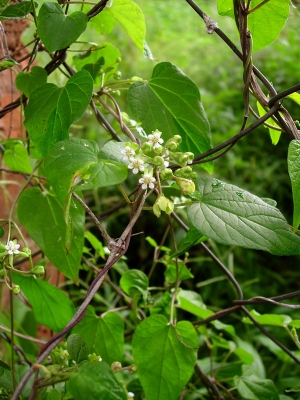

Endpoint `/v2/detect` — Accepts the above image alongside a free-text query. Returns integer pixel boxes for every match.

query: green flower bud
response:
[12,285,20,295]
[178,154,188,164]
[175,166,193,178]
[173,135,182,144]
[190,172,198,179]
[21,247,31,257]
[0,269,7,277]
[186,152,194,164]
[111,361,122,372]
[116,57,122,63]
[153,194,174,217]
[175,177,195,195]
[160,168,173,181]
[153,156,164,167]
[112,90,121,96]
[165,140,179,151]
[88,353,102,362]
[131,76,143,82]
[32,264,45,277]
[141,142,153,155]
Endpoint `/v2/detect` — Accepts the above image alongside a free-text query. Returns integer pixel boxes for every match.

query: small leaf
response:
[128,62,212,172]
[132,315,198,400]
[234,371,280,400]
[120,269,149,297]
[257,101,281,145]
[164,261,193,282]
[107,0,145,51]
[17,188,84,279]
[24,70,93,157]
[170,226,207,258]
[37,3,88,52]
[3,144,32,174]
[187,176,300,255]
[242,310,292,327]
[45,389,61,400]
[12,274,74,332]
[72,307,124,364]
[68,361,127,400]
[67,334,90,364]
[288,92,300,106]
[177,289,213,319]
[16,66,47,98]
[0,59,19,71]
[0,1,36,20]
[288,140,300,230]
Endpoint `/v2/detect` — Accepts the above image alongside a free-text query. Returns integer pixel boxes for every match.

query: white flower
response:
[127,393,135,399]
[121,146,135,161]
[163,160,169,168]
[5,240,20,255]
[147,130,164,149]
[139,174,156,190]
[128,157,145,174]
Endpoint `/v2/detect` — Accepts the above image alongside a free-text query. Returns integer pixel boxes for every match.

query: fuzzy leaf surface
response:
[187,176,300,255]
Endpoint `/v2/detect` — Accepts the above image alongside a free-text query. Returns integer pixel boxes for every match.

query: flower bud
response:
[173,135,182,144]
[21,247,31,257]
[160,168,173,181]
[153,194,174,217]
[131,76,143,82]
[175,177,195,195]
[0,269,7,277]
[141,142,153,155]
[88,353,102,362]
[111,361,122,372]
[165,140,179,151]
[113,71,122,80]
[32,264,45,277]
[12,285,20,295]
[153,156,164,167]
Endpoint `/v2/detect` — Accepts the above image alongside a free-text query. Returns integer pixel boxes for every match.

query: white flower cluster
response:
[5,240,20,255]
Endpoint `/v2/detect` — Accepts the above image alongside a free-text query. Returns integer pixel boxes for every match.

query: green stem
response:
[8,270,17,391]
[247,0,270,14]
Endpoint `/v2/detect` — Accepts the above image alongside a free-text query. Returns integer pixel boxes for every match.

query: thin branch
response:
[269,82,300,107]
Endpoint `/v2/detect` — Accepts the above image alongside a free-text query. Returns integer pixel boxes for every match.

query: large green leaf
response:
[12,274,74,332]
[72,307,124,364]
[37,3,88,52]
[3,144,32,174]
[24,70,93,157]
[187,176,300,255]
[0,1,36,20]
[68,361,126,400]
[132,315,198,400]
[16,66,47,98]
[67,334,90,364]
[17,188,84,279]
[43,138,127,204]
[288,140,300,231]
[107,0,145,52]
[128,62,212,172]
[217,0,290,52]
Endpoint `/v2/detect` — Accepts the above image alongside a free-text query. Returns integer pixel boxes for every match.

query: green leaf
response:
[164,260,193,282]
[217,0,290,52]
[37,3,88,52]
[67,334,90,364]
[0,1,36,20]
[234,368,280,400]
[97,141,127,163]
[24,70,93,157]
[3,144,32,174]
[187,176,300,255]
[17,188,84,280]
[44,138,98,204]
[82,57,104,81]
[288,92,300,106]
[120,269,149,297]
[0,365,34,397]
[0,59,19,71]
[88,7,115,34]
[16,66,47,98]
[72,307,124,364]
[288,140,300,230]
[257,101,281,145]
[170,226,207,259]
[177,289,213,319]
[73,43,121,84]
[12,274,74,332]
[128,62,212,172]
[45,389,61,400]
[85,231,105,259]
[242,310,292,327]
[68,361,127,400]
[234,348,254,365]
[0,0,10,13]
[107,0,145,52]
[132,315,198,400]
[0,226,4,238]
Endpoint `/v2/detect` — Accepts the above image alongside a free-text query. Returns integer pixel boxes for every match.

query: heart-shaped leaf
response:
[72,307,124,364]
[16,66,47,98]
[187,176,300,255]
[132,315,198,400]
[24,70,93,157]
[12,273,74,332]
[3,144,32,174]
[128,62,212,172]
[17,188,84,279]
[37,3,88,52]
